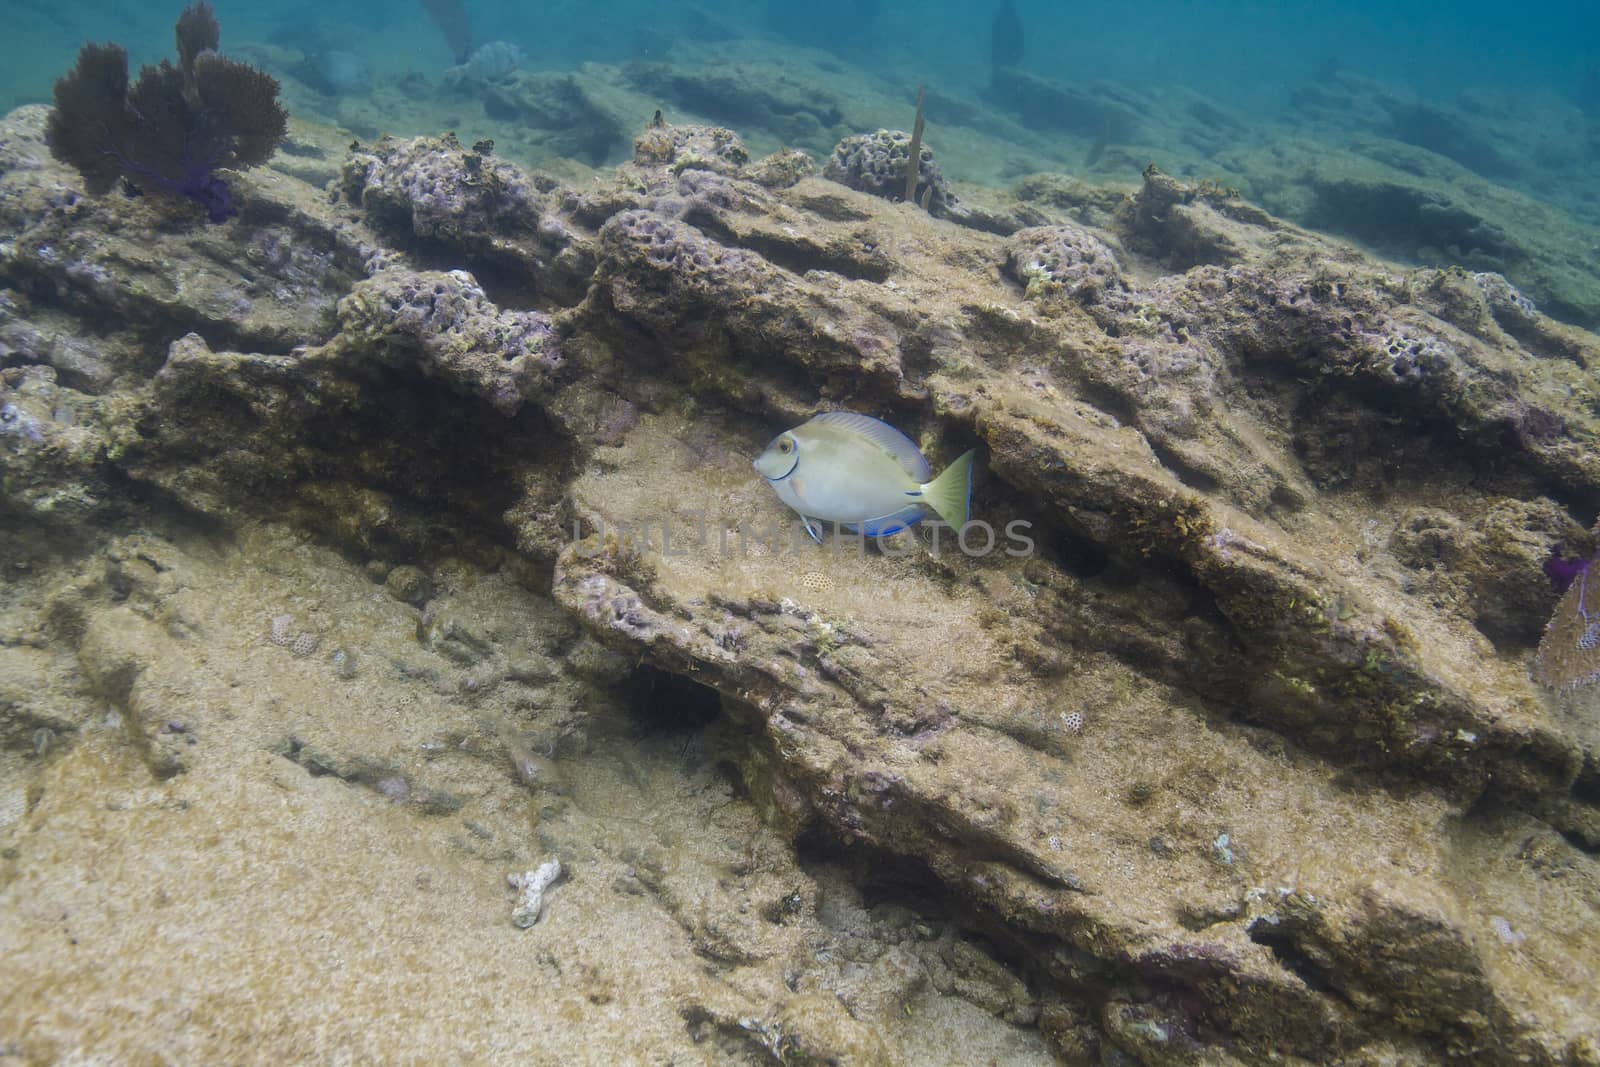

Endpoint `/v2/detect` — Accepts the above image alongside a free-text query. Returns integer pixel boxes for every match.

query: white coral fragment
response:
[508,859,562,928]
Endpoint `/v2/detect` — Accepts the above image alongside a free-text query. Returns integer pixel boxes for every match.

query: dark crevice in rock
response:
[628,665,723,736]
[394,239,546,312]
[792,191,872,223]
[1283,378,1561,505]
[682,205,891,283]
[1572,764,1600,807]
[1147,439,1223,494]
[1075,381,1140,431]
[1268,484,1306,513]
[796,828,941,908]
[5,272,317,361]
[796,829,1055,993]
[291,393,544,558]
[794,832,1278,1059]
[1041,525,1112,582]
[1024,512,1247,701]
[126,342,568,565]
[1248,919,1340,996]
[583,300,818,417]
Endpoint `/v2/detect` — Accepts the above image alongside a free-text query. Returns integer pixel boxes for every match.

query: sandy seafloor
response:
[0,523,1057,1063]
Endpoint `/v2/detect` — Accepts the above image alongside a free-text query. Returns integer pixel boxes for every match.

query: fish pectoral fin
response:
[801,516,825,543]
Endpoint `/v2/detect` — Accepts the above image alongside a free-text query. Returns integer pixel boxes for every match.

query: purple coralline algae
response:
[603,209,771,290]
[1472,271,1538,323]
[824,129,958,215]
[341,134,543,242]
[1004,224,1127,305]
[1542,547,1590,594]
[336,269,562,416]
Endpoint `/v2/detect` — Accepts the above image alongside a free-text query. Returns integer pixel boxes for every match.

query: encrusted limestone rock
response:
[824,129,958,215]
[341,132,544,242]
[0,105,369,354]
[1004,224,1126,305]
[2,107,1598,1065]
[336,269,562,415]
[632,121,751,176]
[0,364,111,557]
[339,133,595,303]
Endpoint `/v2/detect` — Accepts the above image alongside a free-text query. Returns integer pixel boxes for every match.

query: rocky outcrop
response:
[1,103,1597,1064]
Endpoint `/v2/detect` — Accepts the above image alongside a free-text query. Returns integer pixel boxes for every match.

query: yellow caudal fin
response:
[921,450,975,528]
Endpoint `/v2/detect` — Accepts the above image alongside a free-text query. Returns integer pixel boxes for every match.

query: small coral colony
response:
[47,2,285,222]
[37,4,1600,700]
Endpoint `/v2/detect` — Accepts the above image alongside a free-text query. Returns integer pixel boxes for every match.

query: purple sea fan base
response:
[117,156,238,222]
[171,167,237,223]
[1542,546,1590,593]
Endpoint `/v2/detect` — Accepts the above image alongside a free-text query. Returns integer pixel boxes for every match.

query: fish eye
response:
[778,438,793,453]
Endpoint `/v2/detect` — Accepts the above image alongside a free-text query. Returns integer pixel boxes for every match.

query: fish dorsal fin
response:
[809,411,930,481]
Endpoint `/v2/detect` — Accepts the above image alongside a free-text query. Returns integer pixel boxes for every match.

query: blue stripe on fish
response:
[851,504,928,538]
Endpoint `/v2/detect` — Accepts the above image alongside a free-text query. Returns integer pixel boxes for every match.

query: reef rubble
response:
[1,102,1598,1064]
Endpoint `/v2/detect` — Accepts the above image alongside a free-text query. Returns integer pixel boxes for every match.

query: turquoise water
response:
[7,0,1600,320]
[11,1,1595,102]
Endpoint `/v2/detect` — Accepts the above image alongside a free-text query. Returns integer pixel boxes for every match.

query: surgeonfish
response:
[753,412,976,542]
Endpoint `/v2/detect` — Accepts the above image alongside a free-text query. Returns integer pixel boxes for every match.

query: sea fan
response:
[46,2,286,222]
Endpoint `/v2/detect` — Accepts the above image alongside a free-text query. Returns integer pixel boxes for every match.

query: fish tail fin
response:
[921,450,975,529]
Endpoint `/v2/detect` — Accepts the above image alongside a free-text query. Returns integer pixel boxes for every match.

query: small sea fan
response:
[1531,554,1600,690]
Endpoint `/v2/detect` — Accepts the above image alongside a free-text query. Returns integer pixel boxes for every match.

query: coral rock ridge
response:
[1,108,1597,1066]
